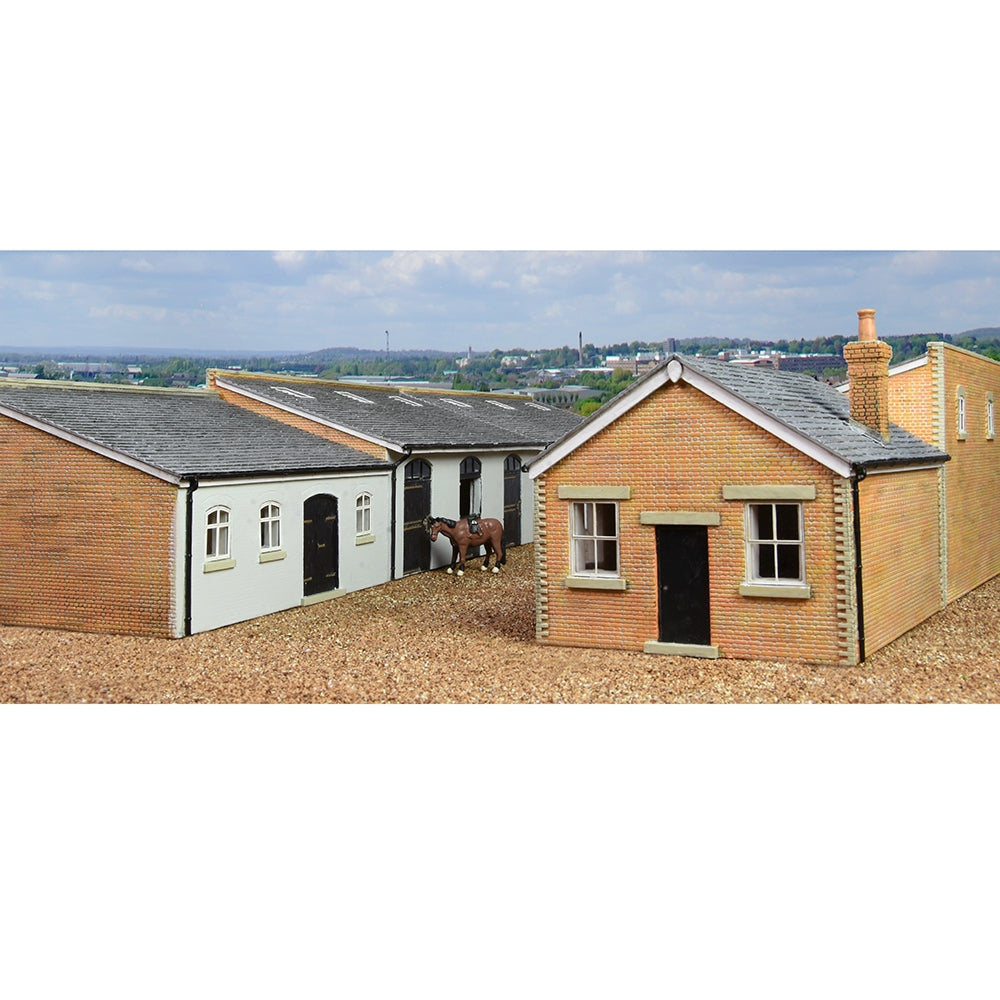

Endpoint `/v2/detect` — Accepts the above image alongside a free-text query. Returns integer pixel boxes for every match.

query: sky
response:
[5,4,998,359]
[2,250,999,356]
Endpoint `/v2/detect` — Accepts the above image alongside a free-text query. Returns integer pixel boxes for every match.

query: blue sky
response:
[5,4,997,357]
[1,250,999,355]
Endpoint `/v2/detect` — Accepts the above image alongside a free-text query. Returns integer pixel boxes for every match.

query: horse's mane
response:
[429,516,457,528]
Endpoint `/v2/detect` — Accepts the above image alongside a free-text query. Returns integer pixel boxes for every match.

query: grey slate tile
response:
[0,382,391,478]
[678,355,948,468]
[214,375,583,450]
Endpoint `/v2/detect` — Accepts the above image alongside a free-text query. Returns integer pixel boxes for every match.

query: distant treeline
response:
[5,329,1000,392]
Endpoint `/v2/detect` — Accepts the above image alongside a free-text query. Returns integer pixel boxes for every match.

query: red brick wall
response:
[535,382,855,665]
[887,344,1000,603]
[885,358,936,444]
[932,344,1000,601]
[1,417,178,637]
[857,468,944,655]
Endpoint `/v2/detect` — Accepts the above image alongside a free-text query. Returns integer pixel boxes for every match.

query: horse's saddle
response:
[468,516,481,535]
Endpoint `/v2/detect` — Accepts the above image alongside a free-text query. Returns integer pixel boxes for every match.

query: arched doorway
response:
[403,458,432,574]
[303,494,339,597]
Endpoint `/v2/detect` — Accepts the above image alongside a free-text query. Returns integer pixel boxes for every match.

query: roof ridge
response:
[213,368,524,401]
[0,377,214,396]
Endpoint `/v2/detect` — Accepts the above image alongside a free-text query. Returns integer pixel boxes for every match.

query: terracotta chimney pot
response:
[858,308,877,342]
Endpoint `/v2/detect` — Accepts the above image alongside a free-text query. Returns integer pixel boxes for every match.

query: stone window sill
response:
[356,533,376,546]
[204,558,236,573]
[564,575,627,591]
[259,549,286,563]
[739,582,811,599]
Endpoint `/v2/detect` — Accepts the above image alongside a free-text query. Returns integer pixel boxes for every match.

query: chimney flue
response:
[844,308,892,440]
[858,308,877,342]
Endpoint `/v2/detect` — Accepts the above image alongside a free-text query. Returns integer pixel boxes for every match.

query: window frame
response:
[259,502,282,552]
[569,500,621,579]
[206,506,231,560]
[744,501,805,587]
[355,492,372,537]
[957,385,968,440]
[987,392,995,440]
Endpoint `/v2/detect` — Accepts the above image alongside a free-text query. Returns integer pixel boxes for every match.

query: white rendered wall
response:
[189,470,392,634]
[394,449,538,574]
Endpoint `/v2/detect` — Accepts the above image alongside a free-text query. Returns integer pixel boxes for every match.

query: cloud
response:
[272,251,310,270]
[88,304,170,322]
[120,257,154,273]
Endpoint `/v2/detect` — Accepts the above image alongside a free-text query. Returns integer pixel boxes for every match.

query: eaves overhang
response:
[528,366,670,478]
[678,364,857,479]
[0,402,183,485]
[528,358,861,480]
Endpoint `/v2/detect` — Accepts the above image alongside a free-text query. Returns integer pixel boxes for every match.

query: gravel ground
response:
[2,544,999,703]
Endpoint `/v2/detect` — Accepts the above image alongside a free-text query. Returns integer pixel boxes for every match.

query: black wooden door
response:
[503,455,522,547]
[303,494,339,596]
[402,459,432,574]
[655,525,711,645]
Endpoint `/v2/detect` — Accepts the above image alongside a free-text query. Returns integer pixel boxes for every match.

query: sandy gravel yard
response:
[2,544,1000,703]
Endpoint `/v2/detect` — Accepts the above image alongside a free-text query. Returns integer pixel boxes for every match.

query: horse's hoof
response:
[481,564,488,571]
[492,566,500,573]
[457,570,464,577]
[446,567,453,574]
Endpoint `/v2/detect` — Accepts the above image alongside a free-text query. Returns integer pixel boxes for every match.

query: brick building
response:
[0,382,391,637]
[0,374,580,638]
[881,341,1000,605]
[527,310,954,666]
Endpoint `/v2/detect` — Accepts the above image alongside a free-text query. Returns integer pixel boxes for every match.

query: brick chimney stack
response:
[843,308,893,439]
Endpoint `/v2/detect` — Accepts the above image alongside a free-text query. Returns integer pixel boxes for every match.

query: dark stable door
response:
[655,525,711,645]
[402,460,431,574]
[303,494,339,596]
[503,456,522,547]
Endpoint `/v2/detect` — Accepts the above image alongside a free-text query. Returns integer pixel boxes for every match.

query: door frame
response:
[643,516,721,658]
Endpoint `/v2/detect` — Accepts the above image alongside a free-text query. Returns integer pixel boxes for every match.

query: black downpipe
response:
[184,477,199,637]
[389,449,412,580]
[851,468,867,663]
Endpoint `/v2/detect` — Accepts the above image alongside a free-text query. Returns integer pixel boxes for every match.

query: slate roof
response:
[0,381,391,480]
[677,355,949,468]
[531,354,948,475]
[214,373,584,451]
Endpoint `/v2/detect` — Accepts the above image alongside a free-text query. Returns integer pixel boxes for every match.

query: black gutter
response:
[851,467,867,664]
[184,477,199,637]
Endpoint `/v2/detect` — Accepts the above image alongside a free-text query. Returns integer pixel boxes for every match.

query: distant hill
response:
[0,344,455,363]
[955,327,1000,340]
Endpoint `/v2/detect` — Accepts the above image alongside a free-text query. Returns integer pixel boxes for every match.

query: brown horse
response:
[425,516,506,576]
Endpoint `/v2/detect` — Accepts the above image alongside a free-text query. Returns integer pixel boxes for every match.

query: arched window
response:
[206,507,231,559]
[260,503,281,550]
[356,492,372,536]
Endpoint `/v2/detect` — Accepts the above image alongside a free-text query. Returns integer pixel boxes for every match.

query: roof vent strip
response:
[272,386,316,399]
[335,390,376,405]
